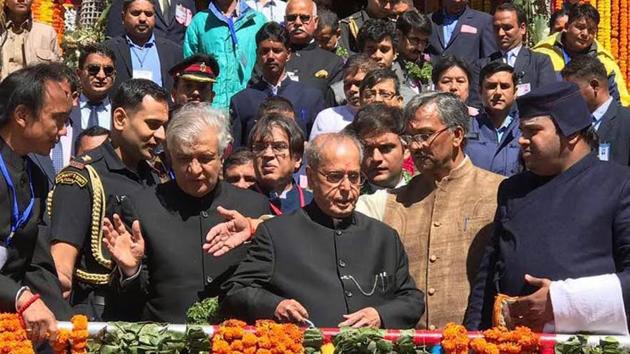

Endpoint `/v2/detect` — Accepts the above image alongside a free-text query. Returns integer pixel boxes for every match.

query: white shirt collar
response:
[593,96,614,122]
[502,44,522,60]
[79,94,111,110]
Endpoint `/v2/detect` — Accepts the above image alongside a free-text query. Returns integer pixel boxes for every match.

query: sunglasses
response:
[86,64,115,77]
[286,14,313,23]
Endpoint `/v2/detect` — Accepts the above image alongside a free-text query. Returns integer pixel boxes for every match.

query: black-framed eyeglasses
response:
[362,89,398,101]
[286,14,313,23]
[86,64,115,77]
[251,141,290,156]
[402,127,450,146]
[318,170,366,186]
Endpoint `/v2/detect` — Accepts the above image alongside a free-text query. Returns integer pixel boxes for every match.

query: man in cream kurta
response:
[356,92,504,329]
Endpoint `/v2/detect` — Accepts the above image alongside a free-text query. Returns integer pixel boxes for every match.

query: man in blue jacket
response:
[465,61,521,176]
[466,81,630,335]
[230,22,325,147]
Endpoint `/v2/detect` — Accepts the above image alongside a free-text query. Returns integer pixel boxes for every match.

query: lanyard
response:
[256,184,305,215]
[0,154,34,245]
[130,42,152,68]
[210,1,239,48]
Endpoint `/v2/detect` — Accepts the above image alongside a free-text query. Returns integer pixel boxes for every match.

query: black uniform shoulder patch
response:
[55,170,88,187]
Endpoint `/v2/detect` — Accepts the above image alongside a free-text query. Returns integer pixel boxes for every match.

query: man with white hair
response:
[100,103,270,323]
[222,132,424,329]
[284,0,344,98]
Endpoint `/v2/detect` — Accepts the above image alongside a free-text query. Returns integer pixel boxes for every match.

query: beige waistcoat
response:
[382,158,504,329]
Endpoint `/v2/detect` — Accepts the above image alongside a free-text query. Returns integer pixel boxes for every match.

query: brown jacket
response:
[382,158,504,329]
[0,20,61,79]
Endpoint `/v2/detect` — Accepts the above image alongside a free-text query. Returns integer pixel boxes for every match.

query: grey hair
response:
[167,102,233,155]
[305,132,364,169]
[287,0,318,17]
[403,91,470,136]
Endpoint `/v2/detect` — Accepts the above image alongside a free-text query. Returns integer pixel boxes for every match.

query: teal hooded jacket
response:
[183,1,267,108]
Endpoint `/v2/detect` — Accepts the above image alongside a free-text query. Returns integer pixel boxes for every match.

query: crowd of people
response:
[2,0,630,349]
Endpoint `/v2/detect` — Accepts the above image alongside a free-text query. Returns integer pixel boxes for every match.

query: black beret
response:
[517,81,591,136]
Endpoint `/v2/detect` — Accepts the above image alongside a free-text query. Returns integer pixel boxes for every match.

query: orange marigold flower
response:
[242,332,258,347]
[230,339,244,351]
[212,339,231,354]
[70,315,88,330]
[497,341,521,354]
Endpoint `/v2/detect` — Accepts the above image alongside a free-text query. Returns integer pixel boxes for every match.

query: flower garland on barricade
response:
[441,323,540,354]
[0,313,34,354]
[211,319,304,354]
[53,314,89,354]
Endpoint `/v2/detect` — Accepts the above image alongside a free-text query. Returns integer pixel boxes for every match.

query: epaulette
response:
[68,153,98,170]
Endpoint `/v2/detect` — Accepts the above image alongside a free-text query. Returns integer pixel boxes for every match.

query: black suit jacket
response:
[105,0,196,43]
[428,6,497,64]
[469,47,557,107]
[230,78,326,147]
[285,42,344,99]
[465,154,630,329]
[598,102,630,166]
[223,203,425,329]
[109,181,270,323]
[102,35,183,94]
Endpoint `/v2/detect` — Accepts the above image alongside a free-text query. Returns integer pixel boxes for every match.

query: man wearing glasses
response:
[222,132,424,328]
[356,91,503,330]
[359,68,404,108]
[284,0,344,98]
[39,45,117,175]
[70,44,116,144]
[248,114,313,215]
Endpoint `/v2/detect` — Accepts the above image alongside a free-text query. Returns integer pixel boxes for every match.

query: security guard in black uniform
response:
[0,65,73,344]
[339,0,395,54]
[48,79,170,321]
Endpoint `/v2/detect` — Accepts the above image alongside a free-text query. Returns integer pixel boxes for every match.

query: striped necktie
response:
[52,142,64,173]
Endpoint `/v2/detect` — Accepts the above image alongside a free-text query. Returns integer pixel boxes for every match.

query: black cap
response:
[517,81,591,136]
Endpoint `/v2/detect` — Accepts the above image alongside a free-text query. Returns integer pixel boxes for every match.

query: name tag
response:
[0,245,7,271]
[287,71,299,82]
[598,143,611,161]
[133,70,153,81]
[516,83,531,96]
[175,4,193,26]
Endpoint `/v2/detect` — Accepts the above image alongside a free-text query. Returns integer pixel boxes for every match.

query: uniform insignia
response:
[69,160,86,169]
[314,70,329,79]
[81,155,92,162]
[55,171,88,187]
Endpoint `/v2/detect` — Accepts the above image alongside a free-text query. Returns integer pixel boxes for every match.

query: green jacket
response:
[183,3,266,108]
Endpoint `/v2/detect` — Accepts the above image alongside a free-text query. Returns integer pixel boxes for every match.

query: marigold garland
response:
[0,313,34,354]
[211,319,304,354]
[596,0,611,52]
[441,323,470,354]
[53,314,88,354]
[442,324,539,354]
